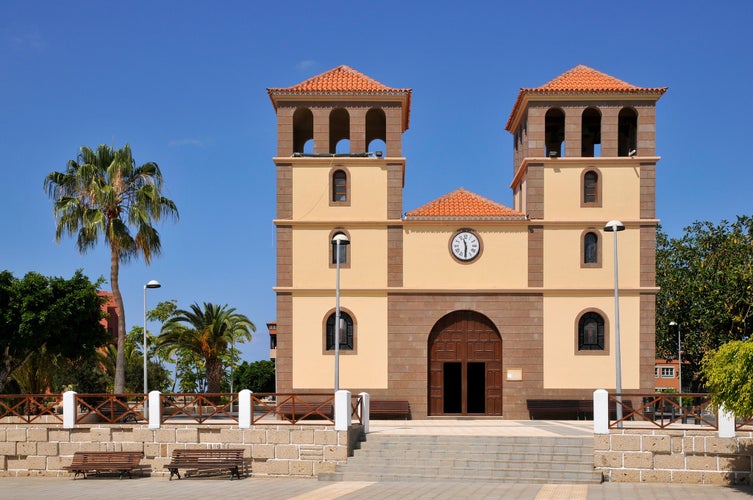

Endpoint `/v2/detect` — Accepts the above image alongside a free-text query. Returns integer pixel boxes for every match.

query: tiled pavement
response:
[1,476,751,500]
[2,420,751,499]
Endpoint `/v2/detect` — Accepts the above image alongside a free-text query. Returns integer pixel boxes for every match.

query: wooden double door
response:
[428,311,503,416]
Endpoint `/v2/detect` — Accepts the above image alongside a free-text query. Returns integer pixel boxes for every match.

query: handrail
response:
[609,393,717,430]
[0,392,364,426]
[0,394,63,423]
[75,394,147,424]
[161,393,239,424]
[250,393,335,424]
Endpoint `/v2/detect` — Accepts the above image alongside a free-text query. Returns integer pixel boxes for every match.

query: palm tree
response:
[157,303,255,394]
[44,144,178,393]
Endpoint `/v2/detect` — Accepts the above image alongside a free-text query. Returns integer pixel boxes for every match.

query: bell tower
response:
[267,66,412,393]
[505,65,667,394]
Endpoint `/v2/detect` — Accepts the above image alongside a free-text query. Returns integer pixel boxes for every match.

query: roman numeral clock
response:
[450,230,481,262]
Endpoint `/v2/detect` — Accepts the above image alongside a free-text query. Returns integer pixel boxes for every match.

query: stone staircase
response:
[319,434,602,484]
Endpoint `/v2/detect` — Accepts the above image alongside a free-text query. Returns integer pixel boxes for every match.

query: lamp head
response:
[332,233,350,246]
[603,220,625,232]
[145,280,161,289]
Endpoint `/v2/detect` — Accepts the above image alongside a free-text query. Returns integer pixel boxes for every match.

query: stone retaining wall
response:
[0,423,358,478]
[596,429,753,484]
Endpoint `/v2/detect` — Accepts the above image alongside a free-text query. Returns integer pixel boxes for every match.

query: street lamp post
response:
[143,280,161,399]
[332,233,350,392]
[670,321,682,393]
[604,220,625,426]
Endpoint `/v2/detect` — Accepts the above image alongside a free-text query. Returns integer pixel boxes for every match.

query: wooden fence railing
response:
[0,394,63,424]
[1,392,364,426]
[609,393,718,430]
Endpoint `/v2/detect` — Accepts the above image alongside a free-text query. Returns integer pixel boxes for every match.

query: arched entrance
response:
[428,311,503,416]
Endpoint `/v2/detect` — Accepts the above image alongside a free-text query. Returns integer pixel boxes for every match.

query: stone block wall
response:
[596,429,753,484]
[0,423,355,478]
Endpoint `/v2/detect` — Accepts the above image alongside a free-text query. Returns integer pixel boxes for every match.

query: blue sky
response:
[1,1,751,364]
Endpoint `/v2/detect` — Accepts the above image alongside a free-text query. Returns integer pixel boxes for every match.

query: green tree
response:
[701,340,753,417]
[656,217,753,390]
[232,360,275,393]
[157,303,255,394]
[0,270,109,392]
[44,144,178,393]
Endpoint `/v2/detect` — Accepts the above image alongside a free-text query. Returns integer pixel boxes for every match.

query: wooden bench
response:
[527,399,634,420]
[369,400,411,420]
[164,448,245,480]
[63,451,144,479]
[527,399,584,420]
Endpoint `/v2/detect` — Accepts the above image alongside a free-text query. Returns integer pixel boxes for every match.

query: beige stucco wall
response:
[291,295,388,390]
[544,227,641,289]
[543,163,641,221]
[292,228,388,289]
[402,226,528,289]
[291,162,389,220]
[543,295,641,389]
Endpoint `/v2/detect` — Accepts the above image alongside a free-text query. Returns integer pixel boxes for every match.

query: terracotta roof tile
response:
[286,65,390,92]
[268,65,412,130]
[506,65,667,131]
[405,188,526,220]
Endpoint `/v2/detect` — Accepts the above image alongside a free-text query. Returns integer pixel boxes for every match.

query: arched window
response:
[292,108,314,154]
[581,107,602,157]
[583,231,599,266]
[582,169,601,206]
[326,311,354,351]
[366,108,386,154]
[329,108,350,154]
[618,107,638,157]
[578,312,605,351]
[545,108,565,157]
[331,169,348,203]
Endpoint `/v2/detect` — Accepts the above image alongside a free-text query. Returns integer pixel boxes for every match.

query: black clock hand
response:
[463,239,467,258]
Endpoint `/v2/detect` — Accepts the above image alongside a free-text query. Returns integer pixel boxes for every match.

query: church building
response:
[267,65,667,419]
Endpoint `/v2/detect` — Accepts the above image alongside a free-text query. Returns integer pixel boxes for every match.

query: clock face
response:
[451,231,481,262]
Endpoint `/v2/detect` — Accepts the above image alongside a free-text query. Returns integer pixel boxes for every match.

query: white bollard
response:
[593,389,609,434]
[334,390,351,431]
[359,392,370,434]
[63,391,77,429]
[718,405,736,438]
[239,389,252,429]
[148,391,161,429]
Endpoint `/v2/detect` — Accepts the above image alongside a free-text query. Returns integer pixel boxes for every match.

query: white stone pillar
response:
[148,391,161,429]
[239,389,252,429]
[593,389,609,434]
[718,405,736,438]
[63,391,77,429]
[335,390,351,431]
[359,392,370,434]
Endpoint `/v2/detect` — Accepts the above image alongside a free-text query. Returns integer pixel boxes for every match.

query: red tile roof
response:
[405,188,526,220]
[506,65,667,131]
[276,65,395,92]
[268,65,412,129]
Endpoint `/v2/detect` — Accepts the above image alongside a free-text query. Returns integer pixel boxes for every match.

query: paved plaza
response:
[2,420,752,499]
[1,476,751,500]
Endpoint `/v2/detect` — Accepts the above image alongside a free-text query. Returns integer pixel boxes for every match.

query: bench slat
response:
[64,451,143,479]
[164,448,245,481]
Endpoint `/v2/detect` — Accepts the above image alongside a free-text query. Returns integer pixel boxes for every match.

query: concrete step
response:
[320,434,602,484]
[320,470,604,484]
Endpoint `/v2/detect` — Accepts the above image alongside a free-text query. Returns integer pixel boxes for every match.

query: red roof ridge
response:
[405,188,526,220]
